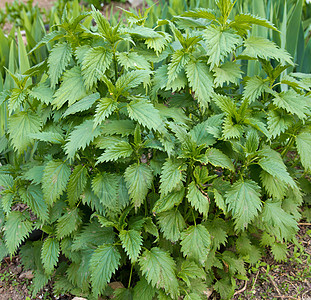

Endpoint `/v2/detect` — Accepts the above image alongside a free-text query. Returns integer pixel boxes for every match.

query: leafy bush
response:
[1,0,311,299]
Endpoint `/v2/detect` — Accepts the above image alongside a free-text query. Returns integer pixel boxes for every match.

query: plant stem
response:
[281,136,295,158]
[128,263,134,288]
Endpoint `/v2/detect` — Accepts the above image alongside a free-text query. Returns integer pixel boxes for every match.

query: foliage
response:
[0,0,311,299]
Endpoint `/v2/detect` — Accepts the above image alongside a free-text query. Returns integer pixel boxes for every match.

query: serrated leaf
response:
[271,242,287,261]
[145,32,171,55]
[157,209,186,242]
[261,200,298,241]
[97,141,133,163]
[119,229,142,262]
[187,182,209,218]
[205,148,234,171]
[52,66,88,109]
[213,62,242,87]
[0,174,13,189]
[117,52,150,70]
[8,111,42,154]
[203,26,240,69]
[93,97,117,128]
[258,148,295,187]
[67,165,87,207]
[100,120,135,136]
[82,46,113,90]
[139,247,179,298]
[272,90,310,120]
[160,159,186,196]
[167,50,190,84]
[127,97,165,133]
[20,185,49,222]
[22,165,44,185]
[4,211,32,254]
[29,83,53,105]
[133,277,157,300]
[48,42,72,88]
[153,187,185,214]
[116,70,151,93]
[181,8,216,20]
[56,208,81,239]
[186,60,214,109]
[180,224,211,265]
[1,193,14,214]
[124,163,153,208]
[260,171,287,200]
[296,132,311,172]
[8,88,26,114]
[92,172,118,208]
[41,237,60,275]
[214,189,227,213]
[177,260,206,286]
[230,13,277,35]
[42,160,71,206]
[243,76,269,103]
[207,218,228,250]
[225,179,262,230]
[241,37,293,65]
[90,244,121,296]
[62,93,100,118]
[267,110,292,138]
[65,119,102,159]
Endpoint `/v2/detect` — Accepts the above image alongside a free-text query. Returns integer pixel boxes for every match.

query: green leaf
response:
[185,60,214,109]
[241,37,293,65]
[272,90,310,120]
[260,171,287,200]
[187,182,209,218]
[20,185,49,222]
[67,165,88,207]
[271,242,287,262]
[203,26,240,69]
[42,160,71,206]
[92,172,118,208]
[157,209,186,242]
[29,132,64,144]
[82,46,113,90]
[1,193,14,214]
[167,50,190,84]
[62,93,100,118]
[41,237,60,275]
[117,52,150,71]
[205,148,234,171]
[22,165,44,185]
[52,66,88,109]
[97,141,133,163]
[243,76,269,103]
[56,208,81,239]
[65,119,102,159]
[213,62,242,87]
[160,158,186,196]
[296,131,311,172]
[139,247,179,298]
[90,244,121,296]
[8,88,26,114]
[267,110,292,138]
[181,8,216,20]
[124,163,153,208]
[93,97,117,128]
[116,70,151,93]
[48,42,72,88]
[214,189,227,213]
[119,229,142,262]
[180,224,211,265]
[153,187,185,214]
[207,218,228,250]
[29,83,53,105]
[177,260,205,286]
[230,13,277,35]
[127,97,165,133]
[4,211,33,254]
[258,148,295,187]
[133,278,157,300]
[225,179,262,230]
[8,111,42,154]
[261,200,298,241]
[145,32,171,55]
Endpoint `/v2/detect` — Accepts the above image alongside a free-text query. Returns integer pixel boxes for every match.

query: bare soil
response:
[0,0,57,10]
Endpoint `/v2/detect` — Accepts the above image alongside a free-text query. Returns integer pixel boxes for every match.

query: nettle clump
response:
[1,0,311,299]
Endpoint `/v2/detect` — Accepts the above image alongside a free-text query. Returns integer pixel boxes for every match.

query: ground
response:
[0,0,57,10]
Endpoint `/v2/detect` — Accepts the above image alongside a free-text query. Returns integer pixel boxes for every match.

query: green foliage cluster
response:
[0,0,311,299]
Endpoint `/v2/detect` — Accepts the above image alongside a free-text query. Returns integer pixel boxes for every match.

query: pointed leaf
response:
[41,237,60,275]
[187,182,209,218]
[296,131,311,172]
[119,229,142,262]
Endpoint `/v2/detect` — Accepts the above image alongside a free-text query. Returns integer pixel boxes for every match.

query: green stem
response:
[281,136,295,158]
[113,51,118,82]
[128,263,134,288]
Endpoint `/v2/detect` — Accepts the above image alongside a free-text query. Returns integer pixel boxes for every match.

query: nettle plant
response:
[1,0,311,299]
